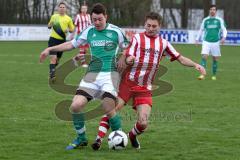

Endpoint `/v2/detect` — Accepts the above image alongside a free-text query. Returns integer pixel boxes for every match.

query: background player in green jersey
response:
[39,3,128,150]
[47,2,74,82]
[195,5,227,80]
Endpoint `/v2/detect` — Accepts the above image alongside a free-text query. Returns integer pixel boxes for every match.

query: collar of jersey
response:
[209,15,216,18]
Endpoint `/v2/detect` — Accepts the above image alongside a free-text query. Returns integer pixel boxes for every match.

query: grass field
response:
[0,41,240,160]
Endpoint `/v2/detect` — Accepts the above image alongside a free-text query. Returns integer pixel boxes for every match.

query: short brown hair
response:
[210,4,217,10]
[58,1,66,7]
[145,12,162,25]
[91,3,107,15]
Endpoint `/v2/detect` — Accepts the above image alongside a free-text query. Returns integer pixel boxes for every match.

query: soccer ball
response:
[108,130,128,150]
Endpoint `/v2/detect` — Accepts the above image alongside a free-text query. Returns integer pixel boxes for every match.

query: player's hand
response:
[195,63,206,76]
[48,23,52,29]
[39,48,50,63]
[117,55,127,73]
[125,56,135,65]
[220,37,226,45]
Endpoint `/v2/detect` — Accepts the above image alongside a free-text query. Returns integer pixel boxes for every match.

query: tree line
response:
[0,0,239,29]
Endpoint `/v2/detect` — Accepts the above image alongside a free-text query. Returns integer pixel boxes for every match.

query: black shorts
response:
[48,37,66,59]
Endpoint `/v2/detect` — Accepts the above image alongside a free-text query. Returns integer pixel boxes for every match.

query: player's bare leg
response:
[128,105,151,149]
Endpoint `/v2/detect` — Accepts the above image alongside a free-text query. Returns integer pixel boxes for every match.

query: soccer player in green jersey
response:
[195,5,227,80]
[39,3,128,150]
[47,2,75,82]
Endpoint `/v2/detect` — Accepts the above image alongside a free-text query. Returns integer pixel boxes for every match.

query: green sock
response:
[212,60,218,76]
[72,113,87,141]
[109,114,122,131]
[200,58,207,68]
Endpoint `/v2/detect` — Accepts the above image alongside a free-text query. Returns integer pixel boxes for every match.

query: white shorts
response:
[77,71,120,98]
[201,41,221,57]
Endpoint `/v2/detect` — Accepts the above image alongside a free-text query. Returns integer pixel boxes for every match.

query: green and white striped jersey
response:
[196,16,227,43]
[71,23,129,72]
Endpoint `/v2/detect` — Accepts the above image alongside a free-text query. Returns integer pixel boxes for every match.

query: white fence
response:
[0,25,239,46]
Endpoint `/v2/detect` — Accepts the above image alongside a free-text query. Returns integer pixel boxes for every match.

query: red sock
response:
[129,122,146,139]
[96,115,110,140]
[74,51,86,63]
[77,51,87,65]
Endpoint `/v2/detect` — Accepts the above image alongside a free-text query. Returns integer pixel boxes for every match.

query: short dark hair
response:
[91,3,107,15]
[81,4,87,7]
[58,1,66,7]
[145,12,162,25]
[210,4,217,10]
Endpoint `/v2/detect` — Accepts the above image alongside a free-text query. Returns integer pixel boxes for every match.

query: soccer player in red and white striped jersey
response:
[91,12,206,150]
[124,32,181,88]
[74,6,91,34]
[72,4,91,67]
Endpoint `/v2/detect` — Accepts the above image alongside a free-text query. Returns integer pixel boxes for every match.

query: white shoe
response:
[197,75,205,80]
[211,76,217,80]
[81,64,88,68]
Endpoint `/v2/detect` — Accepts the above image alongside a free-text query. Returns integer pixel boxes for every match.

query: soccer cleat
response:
[91,138,102,151]
[197,74,205,80]
[65,137,88,150]
[128,133,141,149]
[50,76,56,83]
[49,71,56,83]
[211,76,217,80]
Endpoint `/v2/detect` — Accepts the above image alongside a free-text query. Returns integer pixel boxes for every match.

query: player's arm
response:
[48,23,53,29]
[68,17,75,33]
[117,36,136,72]
[195,19,204,44]
[117,54,127,72]
[40,32,88,63]
[117,54,135,73]
[165,41,206,75]
[48,15,54,29]
[177,56,206,76]
[68,16,78,40]
[117,51,135,71]
[40,41,74,63]
[220,19,227,44]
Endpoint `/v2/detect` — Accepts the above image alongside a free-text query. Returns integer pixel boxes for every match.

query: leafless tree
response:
[0,0,239,29]
[169,0,179,28]
[180,0,189,28]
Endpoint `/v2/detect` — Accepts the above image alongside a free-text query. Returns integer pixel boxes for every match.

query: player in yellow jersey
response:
[47,2,74,82]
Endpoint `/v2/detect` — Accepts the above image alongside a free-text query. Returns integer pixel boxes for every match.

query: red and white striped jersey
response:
[124,32,181,89]
[74,13,91,34]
